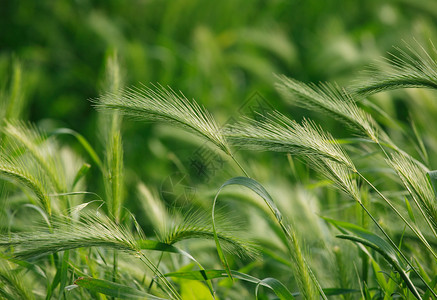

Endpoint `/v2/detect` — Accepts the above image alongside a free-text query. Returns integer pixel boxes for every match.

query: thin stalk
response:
[110,250,118,300]
[357,173,437,298]
[147,253,164,292]
[358,172,437,260]
[137,252,181,300]
[279,222,328,300]
[229,153,250,178]
[400,180,437,240]
[378,139,437,238]
[359,193,369,285]
[356,202,422,299]
[112,250,117,283]
[360,250,368,286]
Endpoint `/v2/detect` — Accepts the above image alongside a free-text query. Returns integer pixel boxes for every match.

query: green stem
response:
[147,253,164,292]
[357,173,437,298]
[110,251,118,300]
[358,172,437,260]
[112,250,118,282]
[229,153,250,178]
[356,203,421,299]
[279,223,328,300]
[359,196,369,285]
[137,252,181,300]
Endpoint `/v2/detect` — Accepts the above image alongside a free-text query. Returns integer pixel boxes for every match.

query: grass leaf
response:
[72,277,166,300]
[71,163,91,189]
[337,235,420,299]
[324,217,402,266]
[255,277,296,300]
[50,128,103,171]
[212,177,323,299]
[165,269,295,300]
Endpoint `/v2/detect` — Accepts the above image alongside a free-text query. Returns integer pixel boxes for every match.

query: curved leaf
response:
[323,217,402,267]
[211,177,284,279]
[212,177,326,299]
[165,269,294,300]
[50,128,103,171]
[255,277,295,300]
[70,277,166,300]
[336,234,420,299]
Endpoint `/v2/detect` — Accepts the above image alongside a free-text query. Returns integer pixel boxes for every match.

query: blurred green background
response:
[2,1,437,296]
[2,0,437,210]
[1,0,437,197]
[3,0,437,121]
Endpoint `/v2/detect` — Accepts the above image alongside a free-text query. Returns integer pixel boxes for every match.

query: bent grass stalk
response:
[226,110,436,297]
[95,84,251,177]
[211,177,324,299]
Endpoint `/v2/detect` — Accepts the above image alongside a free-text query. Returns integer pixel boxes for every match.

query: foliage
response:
[2,1,437,299]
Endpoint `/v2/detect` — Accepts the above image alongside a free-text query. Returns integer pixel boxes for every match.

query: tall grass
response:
[1,42,437,299]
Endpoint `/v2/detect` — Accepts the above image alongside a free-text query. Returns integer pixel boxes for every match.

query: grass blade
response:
[165,269,295,300]
[50,128,103,172]
[71,163,91,189]
[71,277,166,300]
[212,177,324,299]
[324,218,403,266]
[255,277,295,300]
[337,235,420,299]
[324,217,425,299]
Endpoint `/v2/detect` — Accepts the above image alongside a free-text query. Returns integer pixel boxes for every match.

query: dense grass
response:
[0,42,437,299]
[2,1,437,299]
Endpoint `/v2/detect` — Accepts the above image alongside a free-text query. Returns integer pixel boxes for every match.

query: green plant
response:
[1,43,437,299]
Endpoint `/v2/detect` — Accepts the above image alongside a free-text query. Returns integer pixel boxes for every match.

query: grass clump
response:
[1,42,437,299]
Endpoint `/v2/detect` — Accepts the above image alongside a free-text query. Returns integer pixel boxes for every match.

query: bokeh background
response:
[2,0,437,217]
[2,0,437,178]
[2,1,437,297]
[3,0,437,120]
[2,0,437,227]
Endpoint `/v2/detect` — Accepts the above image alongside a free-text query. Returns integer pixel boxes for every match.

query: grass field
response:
[1,1,437,299]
